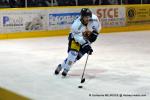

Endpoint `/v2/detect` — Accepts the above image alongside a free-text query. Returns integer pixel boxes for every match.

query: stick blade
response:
[81,78,85,83]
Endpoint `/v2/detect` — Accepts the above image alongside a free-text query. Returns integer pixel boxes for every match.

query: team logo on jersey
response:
[92,26,96,30]
[126,8,136,20]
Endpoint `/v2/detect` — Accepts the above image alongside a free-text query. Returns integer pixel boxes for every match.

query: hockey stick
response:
[80,53,89,83]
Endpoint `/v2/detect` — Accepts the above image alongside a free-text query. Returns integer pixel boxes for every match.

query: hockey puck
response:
[78,86,83,88]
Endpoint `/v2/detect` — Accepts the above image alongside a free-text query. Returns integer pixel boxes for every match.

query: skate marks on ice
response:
[68,68,141,83]
[68,68,150,90]
[51,68,106,89]
[63,67,150,86]
[68,68,106,79]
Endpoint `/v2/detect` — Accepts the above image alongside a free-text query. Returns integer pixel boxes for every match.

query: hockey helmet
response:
[80,8,92,18]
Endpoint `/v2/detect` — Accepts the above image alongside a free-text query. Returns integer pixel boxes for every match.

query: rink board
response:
[0,5,150,39]
[1,25,150,39]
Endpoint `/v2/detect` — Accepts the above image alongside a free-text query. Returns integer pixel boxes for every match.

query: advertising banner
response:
[49,12,80,30]
[95,7,126,27]
[0,6,126,34]
[48,8,80,30]
[47,6,126,31]
[126,5,150,25]
[0,9,48,34]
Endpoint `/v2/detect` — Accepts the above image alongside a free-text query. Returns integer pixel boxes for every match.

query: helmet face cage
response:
[80,8,92,18]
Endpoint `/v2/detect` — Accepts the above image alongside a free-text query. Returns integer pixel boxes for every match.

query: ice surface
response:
[0,31,150,100]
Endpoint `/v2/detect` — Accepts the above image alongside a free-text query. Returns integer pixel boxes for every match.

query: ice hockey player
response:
[54,8,101,77]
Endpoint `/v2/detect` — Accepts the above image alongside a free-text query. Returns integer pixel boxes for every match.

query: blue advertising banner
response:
[49,12,80,30]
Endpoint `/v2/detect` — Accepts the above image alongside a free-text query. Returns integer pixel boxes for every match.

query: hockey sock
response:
[61,50,78,71]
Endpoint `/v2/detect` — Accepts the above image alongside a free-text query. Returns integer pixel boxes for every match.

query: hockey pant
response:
[61,33,86,71]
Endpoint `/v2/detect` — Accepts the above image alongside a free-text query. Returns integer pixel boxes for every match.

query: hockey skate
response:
[54,64,62,75]
[62,69,69,77]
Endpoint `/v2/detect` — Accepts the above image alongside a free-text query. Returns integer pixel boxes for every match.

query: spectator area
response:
[0,0,150,8]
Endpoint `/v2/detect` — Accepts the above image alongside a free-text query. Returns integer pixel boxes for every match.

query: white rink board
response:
[48,6,125,30]
[0,6,125,34]
[0,9,48,33]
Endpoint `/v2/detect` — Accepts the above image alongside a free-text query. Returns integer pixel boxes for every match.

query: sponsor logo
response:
[49,13,80,25]
[97,8,119,19]
[25,15,44,30]
[96,8,125,27]
[126,8,136,20]
[3,16,23,27]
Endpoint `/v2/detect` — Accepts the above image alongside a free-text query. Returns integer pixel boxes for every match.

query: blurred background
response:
[0,0,150,8]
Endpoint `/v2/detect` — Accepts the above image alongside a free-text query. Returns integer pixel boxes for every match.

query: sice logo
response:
[96,8,119,19]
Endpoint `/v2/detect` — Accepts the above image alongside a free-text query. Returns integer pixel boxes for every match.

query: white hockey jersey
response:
[71,14,101,45]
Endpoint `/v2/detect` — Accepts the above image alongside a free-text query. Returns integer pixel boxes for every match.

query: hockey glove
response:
[81,42,93,55]
[88,30,98,43]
